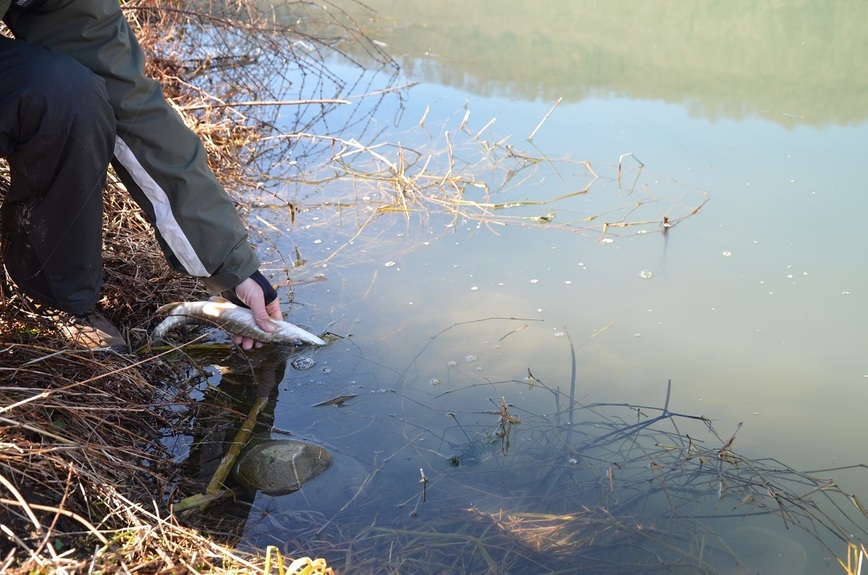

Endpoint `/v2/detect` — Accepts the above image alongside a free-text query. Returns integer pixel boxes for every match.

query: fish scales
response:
[153,299,325,346]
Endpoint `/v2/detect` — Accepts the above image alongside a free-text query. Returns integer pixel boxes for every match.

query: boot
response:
[53,309,128,352]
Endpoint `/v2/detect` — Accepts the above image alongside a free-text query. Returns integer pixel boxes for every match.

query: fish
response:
[152,298,326,346]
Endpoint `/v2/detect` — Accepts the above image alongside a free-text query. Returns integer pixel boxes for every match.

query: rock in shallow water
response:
[233,439,332,495]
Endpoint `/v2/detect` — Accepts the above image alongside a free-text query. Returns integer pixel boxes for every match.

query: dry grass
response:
[0,1,361,572]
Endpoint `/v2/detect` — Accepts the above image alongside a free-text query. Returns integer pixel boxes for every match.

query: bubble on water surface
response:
[447,360,458,368]
[430,378,441,385]
[465,354,478,362]
[639,269,653,279]
[291,357,316,371]
[530,279,539,284]
[722,250,733,257]
[384,260,396,267]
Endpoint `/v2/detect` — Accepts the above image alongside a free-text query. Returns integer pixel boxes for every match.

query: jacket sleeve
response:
[4,0,260,293]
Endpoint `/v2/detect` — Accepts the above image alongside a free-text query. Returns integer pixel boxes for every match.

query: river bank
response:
[0,2,352,572]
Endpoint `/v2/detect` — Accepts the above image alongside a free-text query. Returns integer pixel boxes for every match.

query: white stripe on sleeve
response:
[114,137,210,277]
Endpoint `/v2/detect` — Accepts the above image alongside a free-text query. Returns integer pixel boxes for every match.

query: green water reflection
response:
[350,0,868,127]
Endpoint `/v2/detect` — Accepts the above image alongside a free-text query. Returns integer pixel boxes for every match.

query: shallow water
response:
[194,2,868,572]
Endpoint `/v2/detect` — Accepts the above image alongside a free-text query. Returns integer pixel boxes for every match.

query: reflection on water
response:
[178,1,868,572]
[348,0,868,128]
[185,342,855,573]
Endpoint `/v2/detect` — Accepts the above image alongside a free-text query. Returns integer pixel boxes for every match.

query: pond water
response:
[186,2,868,573]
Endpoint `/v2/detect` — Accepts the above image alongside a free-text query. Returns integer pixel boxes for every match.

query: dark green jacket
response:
[1,0,259,293]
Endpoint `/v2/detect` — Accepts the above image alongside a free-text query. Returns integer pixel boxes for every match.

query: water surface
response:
[197,2,868,572]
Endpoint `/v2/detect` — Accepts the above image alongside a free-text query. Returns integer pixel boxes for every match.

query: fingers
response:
[230,275,283,349]
[265,297,283,321]
[232,333,262,350]
[234,277,279,333]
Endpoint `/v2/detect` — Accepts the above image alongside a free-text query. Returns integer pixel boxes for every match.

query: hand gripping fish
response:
[152,298,326,346]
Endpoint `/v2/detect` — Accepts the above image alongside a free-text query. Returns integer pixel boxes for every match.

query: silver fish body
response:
[153,299,326,346]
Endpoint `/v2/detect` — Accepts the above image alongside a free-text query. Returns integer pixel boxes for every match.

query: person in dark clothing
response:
[0,0,282,351]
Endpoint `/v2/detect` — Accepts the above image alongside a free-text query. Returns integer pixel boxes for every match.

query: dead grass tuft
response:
[0,0,373,571]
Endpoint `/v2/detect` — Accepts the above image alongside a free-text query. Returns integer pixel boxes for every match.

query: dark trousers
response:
[0,35,115,315]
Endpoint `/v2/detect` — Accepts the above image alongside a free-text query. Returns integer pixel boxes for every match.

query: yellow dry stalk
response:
[264,546,334,575]
[837,541,865,575]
